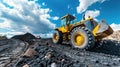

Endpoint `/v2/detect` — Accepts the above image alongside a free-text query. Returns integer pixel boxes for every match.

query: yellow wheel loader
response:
[53,14,113,50]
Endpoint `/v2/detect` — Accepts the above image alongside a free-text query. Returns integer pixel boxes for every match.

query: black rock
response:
[95,60,99,63]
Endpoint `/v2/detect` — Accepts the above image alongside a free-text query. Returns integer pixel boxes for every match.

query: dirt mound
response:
[105,30,120,41]
[11,33,36,44]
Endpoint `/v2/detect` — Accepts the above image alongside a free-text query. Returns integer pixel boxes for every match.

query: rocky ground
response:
[0,39,28,67]
[13,39,120,67]
[0,31,120,67]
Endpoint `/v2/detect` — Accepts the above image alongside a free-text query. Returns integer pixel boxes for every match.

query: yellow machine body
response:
[55,14,113,41]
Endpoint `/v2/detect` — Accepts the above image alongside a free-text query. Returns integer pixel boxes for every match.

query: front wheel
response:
[70,27,95,50]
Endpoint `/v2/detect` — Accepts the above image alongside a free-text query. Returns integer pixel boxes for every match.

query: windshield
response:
[61,18,66,27]
[61,18,74,27]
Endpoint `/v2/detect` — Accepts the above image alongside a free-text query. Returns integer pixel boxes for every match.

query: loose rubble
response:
[23,48,38,57]
[13,38,120,67]
[0,39,28,67]
[0,31,120,67]
[22,64,29,67]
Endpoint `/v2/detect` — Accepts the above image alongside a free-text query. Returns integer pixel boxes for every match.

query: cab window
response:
[67,18,75,25]
[61,18,66,27]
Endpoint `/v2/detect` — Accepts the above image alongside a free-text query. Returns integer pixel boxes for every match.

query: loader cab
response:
[60,14,75,32]
[60,14,75,26]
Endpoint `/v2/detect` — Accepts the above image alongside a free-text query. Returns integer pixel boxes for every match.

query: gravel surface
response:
[13,38,120,67]
[0,39,28,67]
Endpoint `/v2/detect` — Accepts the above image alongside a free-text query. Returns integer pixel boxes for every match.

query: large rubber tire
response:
[53,30,63,44]
[70,27,95,50]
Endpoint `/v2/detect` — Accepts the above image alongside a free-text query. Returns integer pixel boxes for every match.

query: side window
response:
[66,18,74,25]
[69,20,74,24]
[61,19,66,27]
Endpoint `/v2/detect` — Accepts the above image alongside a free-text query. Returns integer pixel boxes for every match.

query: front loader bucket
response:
[93,20,113,39]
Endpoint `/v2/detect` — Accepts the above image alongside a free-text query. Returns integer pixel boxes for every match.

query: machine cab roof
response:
[61,14,75,20]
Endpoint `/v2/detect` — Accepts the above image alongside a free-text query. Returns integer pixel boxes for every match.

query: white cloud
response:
[7,31,25,36]
[110,23,120,31]
[0,0,56,38]
[52,16,59,20]
[77,0,106,13]
[85,10,100,19]
[37,33,53,38]
[0,31,25,38]
[0,19,12,29]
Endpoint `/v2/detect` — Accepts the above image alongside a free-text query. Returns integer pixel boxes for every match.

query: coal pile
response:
[13,38,120,67]
[14,44,78,67]
[91,39,120,56]
[11,33,36,44]
[12,30,120,67]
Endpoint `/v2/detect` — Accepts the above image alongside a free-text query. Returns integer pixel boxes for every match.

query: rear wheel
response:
[70,27,95,50]
[53,30,63,44]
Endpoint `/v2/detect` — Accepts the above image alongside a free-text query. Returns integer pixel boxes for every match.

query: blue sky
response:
[0,0,120,38]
